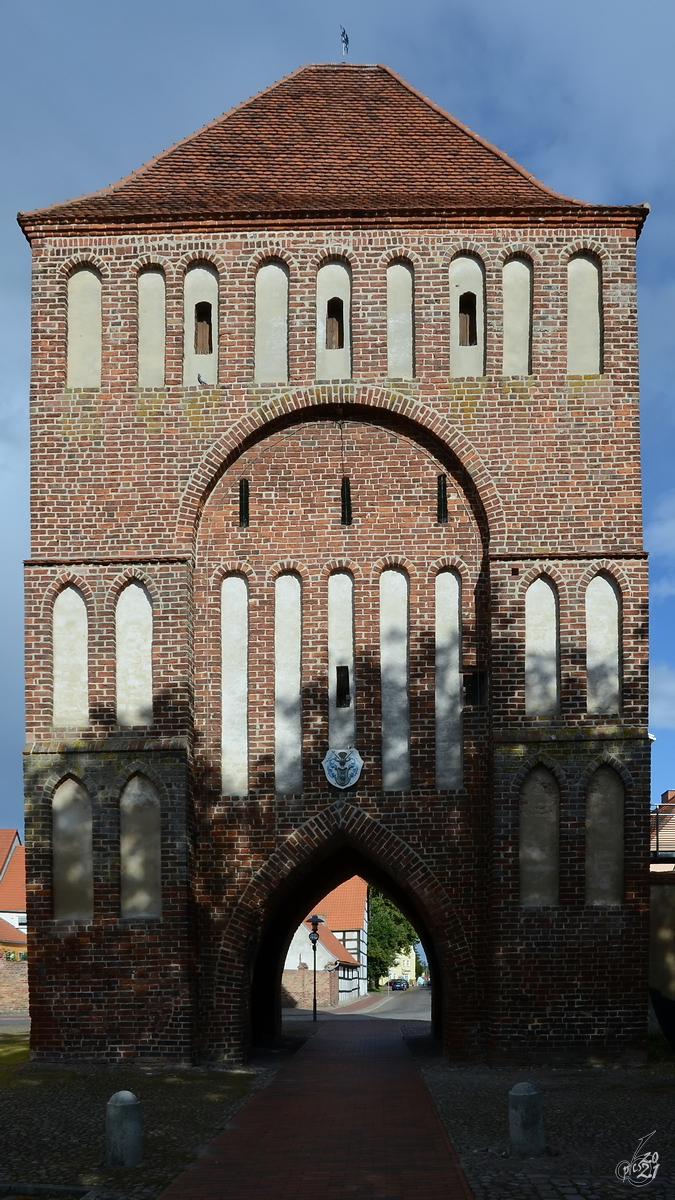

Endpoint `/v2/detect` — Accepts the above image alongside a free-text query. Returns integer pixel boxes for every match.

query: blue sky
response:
[0,0,673,830]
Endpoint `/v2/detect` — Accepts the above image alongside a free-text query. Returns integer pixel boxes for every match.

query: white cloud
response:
[650,664,675,728]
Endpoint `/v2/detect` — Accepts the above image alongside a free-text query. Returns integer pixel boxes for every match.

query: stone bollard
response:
[508,1081,545,1156]
[106,1090,143,1167]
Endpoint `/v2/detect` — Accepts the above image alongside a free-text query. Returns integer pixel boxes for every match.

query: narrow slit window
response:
[336,665,351,708]
[326,298,344,349]
[458,293,477,346]
[437,475,448,524]
[195,302,213,354]
[239,478,250,528]
[341,476,352,526]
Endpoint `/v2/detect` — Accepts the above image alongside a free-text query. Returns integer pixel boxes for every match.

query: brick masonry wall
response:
[0,958,29,1014]
[281,968,338,1008]
[23,216,649,1065]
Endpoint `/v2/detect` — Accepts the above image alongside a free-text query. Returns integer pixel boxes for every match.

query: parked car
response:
[390,978,408,990]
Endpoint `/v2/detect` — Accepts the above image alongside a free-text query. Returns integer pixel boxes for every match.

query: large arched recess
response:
[204,802,481,1061]
[178,385,501,554]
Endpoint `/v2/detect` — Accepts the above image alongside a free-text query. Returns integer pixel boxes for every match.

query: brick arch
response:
[511,754,568,795]
[309,245,361,272]
[577,752,634,797]
[206,801,479,1056]
[576,560,632,600]
[108,761,169,805]
[495,242,543,268]
[40,573,97,622]
[377,246,426,271]
[176,385,503,550]
[105,568,162,615]
[246,247,299,279]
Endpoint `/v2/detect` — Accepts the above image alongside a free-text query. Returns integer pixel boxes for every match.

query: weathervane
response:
[340,26,349,58]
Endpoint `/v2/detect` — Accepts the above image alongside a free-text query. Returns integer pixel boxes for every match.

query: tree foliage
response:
[367,888,418,989]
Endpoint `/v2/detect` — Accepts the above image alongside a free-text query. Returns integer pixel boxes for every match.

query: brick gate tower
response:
[19,64,650,1065]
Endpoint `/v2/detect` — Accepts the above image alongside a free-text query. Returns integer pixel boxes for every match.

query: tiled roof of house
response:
[317,876,368,933]
[0,846,26,912]
[18,63,644,235]
[0,916,26,945]
[0,830,21,880]
[303,919,359,966]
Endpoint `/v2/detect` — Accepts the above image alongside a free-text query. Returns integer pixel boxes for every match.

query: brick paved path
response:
[158,1019,474,1199]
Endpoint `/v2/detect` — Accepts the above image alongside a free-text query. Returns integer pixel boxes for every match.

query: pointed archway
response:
[200,802,482,1062]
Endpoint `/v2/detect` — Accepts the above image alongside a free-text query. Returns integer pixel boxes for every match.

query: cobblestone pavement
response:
[404,1024,675,1199]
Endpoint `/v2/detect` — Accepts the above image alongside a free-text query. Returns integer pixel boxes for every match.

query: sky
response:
[0,0,674,830]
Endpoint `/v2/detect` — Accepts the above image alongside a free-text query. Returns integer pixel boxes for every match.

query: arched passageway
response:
[250,842,443,1044]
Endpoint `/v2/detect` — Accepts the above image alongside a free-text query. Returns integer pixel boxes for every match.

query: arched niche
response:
[138,267,166,387]
[567,254,602,374]
[449,255,485,378]
[255,261,289,384]
[585,574,620,715]
[435,569,462,789]
[222,574,249,796]
[120,775,162,919]
[52,777,93,921]
[52,585,88,728]
[67,266,102,388]
[184,262,218,386]
[585,765,624,906]
[387,260,414,379]
[380,567,410,791]
[502,256,532,375]
[525,576,559,716]
[116,581,153,727]
[316,261,351,380]
[275,572,302,794]
[519,765,560,906]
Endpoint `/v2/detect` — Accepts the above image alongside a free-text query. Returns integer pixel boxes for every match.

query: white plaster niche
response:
[137,267,166,387]
[116,581,153,727]
[183,262,218,386]
[120,775,162,918]
[519,765,559,906]
[328,572,356,750]
[585,574,620,715]
[221,574,248,796]
[585,766,624,906]
[449,254,485,378]
[567,254,602,374]
[387,260,414,379]
[52,585,89,728]
[525,576,559,716]
[435,570,462,789]
[275,573,303,794]
[67,266,102,388]
[52,778,93,921]
[380,568,410,790]
[255,261,289,384]
[316,261,351,380]
[502,256,532,375]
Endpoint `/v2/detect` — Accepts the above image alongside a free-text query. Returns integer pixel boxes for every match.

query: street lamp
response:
[307,914,324,1022]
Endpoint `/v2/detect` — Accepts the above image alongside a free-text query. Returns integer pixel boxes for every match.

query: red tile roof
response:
[18,64,644,235]
[0,846,26,912]
[316,876,368,933]
[0,830,20,879]
[303,919,359,966]
[0,916,26,945]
